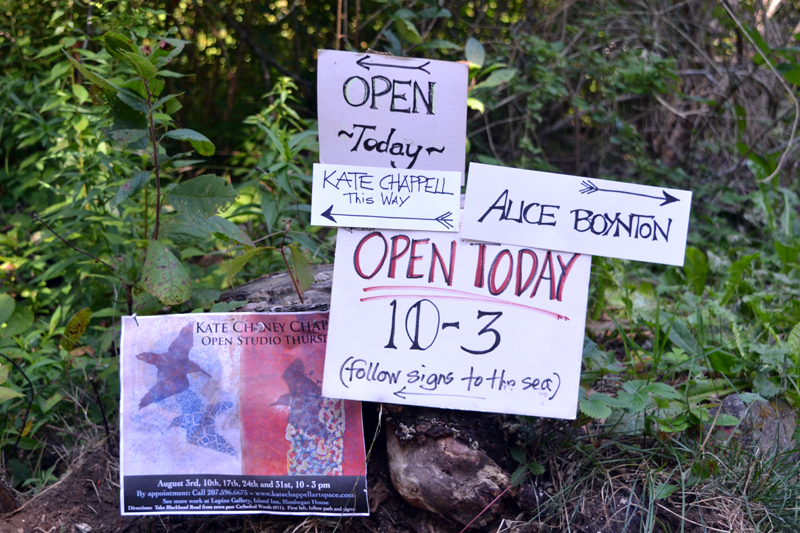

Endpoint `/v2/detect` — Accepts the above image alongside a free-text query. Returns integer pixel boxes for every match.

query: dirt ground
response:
[0,407,750,533]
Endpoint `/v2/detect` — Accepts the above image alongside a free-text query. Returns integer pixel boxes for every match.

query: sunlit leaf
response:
[141,241,192,305]
[0,386,23,402]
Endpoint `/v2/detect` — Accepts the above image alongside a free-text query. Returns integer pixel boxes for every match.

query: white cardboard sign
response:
[322,223,592,419]
[461,163,692,266]
[317,50,468,180]
[311,163,461,231]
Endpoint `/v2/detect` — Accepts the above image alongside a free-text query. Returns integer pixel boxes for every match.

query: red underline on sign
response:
[361,286,569,321]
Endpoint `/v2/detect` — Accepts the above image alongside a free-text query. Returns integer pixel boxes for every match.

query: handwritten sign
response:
[321,224,591,419]
[120,312,368,516]
[461,163,692,266]
[317,50,468,180]
[310,163,460,231]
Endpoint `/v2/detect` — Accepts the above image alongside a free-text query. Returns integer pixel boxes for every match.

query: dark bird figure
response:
[169,392,237,457]
[136,324,210,409]
[272,358,328,438]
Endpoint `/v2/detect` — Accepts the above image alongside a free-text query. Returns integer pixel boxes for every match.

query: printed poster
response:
[120,312,368,516]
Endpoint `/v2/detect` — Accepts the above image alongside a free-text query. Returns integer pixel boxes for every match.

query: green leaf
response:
[653,483,679,500]
[61,308,92,352]
[788,322,800,368]
[707,350,737,374]
[103,32,138,61]
[0,294,15,326]
[715,413,739,427]
[0,386,23,402]
[744,27,771,66]
[34,43,64,58]
[209,300,247,313]
[191,289,221,310]
[665,319,701,357]
[71,84,90,104]
[121,51,158,80]
[510,465,527,486]
[467,97,485,113]
[41,393,62,413]
[224,247,269,288]
[288,244,316,297]
[107,128,148,147]
[465,38,485,68]
[642,382,681,400]
[774,239,800,268]
[160,214,254,246]
[395,19,422,45]
[526,461,545,476]
[116,91,149,114]
[579,392,614,419]
[164,129,215,156]
[509,447,526,463]
[168,175,238,216]
[63,51,117,92]
[473,68,517,90]
[776,63,800,86]
[417,40,460,51]
[94,85,148,131]
[141,241,192,305]
[133,289,163,315]
[753,370,780,398]
[618,381,651,413]
[1,306,34,338]
[683,246,708,295]
[110,171,150,208]
[122,77,165,98]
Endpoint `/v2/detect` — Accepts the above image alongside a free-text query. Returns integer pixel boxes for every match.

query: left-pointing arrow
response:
[320,205,455,229]
[356,55,431,74]
[393,386,485,400]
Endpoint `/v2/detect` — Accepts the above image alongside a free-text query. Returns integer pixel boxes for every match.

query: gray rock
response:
[713,394,797,456]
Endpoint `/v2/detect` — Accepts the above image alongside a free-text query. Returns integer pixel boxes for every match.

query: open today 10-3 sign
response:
[321,223,592,419]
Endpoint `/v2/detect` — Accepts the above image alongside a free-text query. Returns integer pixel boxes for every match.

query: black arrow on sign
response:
[393,386,485,400]
[579,180,679,206]
[356,55,431,75]
[321,205,454,229]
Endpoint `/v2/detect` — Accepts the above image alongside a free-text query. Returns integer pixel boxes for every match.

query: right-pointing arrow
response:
[579,180,680,206]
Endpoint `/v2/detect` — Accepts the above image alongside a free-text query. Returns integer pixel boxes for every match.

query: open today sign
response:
[317,50,468,179]
[321,223,592,419]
